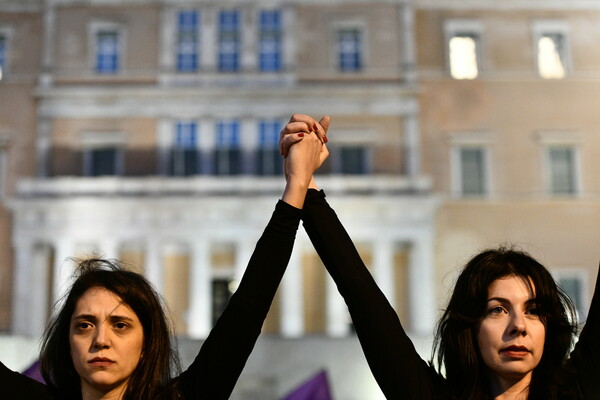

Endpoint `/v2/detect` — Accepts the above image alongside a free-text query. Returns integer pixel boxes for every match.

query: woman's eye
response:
[77,322,92,330]
[488,306,505,314]
[526,307,540,316]
[114,322,128,330]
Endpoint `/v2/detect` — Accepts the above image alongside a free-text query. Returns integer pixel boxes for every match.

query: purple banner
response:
[281,370,333,400]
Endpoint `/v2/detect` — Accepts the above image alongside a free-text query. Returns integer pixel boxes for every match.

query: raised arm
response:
[567,263,600,399]
[177,122,324,399]
[301,189,442,399]
[277,114,443,399]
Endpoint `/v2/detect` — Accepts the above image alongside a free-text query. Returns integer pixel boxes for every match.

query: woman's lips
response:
[501,346,530,358]
[88,357,115,367]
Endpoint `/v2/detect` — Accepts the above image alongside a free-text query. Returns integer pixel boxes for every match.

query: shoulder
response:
[1,361,53,400]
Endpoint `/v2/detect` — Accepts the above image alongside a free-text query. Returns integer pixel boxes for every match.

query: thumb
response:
[319,116,331,135]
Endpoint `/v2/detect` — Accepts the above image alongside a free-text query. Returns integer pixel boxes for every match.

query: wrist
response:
[282,178,310,209]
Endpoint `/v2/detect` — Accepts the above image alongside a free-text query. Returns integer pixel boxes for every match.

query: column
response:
[282,6,296,73]
[400,3,417,85]
[39,1,55,86]
[373,240,395,306]
[201,7,217,71]
[280,245,303,337]
[407,236,436,335]
[30,244,53,337]
[159,7,176,73]
[241,118,258,174]
[52,239,74,304]
[156,118,172,175]
[199,118,215,174]
[145,238,164,293]
[11,239,35,336]
[36,117,52,177]
[234,239,254,283]
[188,240,212,338]
[326,275,348,337]
[403,110,421,178]
[241,7,257,71]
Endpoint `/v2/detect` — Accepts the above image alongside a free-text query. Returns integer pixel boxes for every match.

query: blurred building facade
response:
[0,0,599,360]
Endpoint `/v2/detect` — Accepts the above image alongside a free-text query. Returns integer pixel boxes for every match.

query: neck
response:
[80,382,127,400]
[488,372,532,400]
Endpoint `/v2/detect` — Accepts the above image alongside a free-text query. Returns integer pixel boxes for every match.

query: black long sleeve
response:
[567,264,600,399]
[301,189,444,400]
[178,200,302,399]
[2,361,53,400]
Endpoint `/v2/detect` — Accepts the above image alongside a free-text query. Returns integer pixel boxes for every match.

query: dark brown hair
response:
[432,247,578,400]
[40,258,181,400]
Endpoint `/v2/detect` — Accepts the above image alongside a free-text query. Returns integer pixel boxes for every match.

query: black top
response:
[3,200,301,400]
[301,189,600,400]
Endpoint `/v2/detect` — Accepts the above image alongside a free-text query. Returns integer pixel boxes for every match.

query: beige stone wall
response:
[435,201,600,311]
[0,10,43,330]
[295,3,403,81]
[52,4,161,83]
[327,114,405,174]
[50,117,158,176]
[417,7,600,314]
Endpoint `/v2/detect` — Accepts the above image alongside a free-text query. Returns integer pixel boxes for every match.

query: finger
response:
[289,113,318,128]
[319,116,330,135]
[280,122,311,154]
[281,133,305,157]
[313,116,331,143]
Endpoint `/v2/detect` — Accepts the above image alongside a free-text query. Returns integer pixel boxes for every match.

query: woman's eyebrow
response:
[71,314,97,322]
[108,315,135,322]
[486,297,538,304]
[486,297,509,304]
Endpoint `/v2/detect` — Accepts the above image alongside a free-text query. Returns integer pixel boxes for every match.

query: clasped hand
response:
[280,113,330,184]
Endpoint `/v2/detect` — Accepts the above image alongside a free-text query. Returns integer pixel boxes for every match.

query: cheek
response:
[533,322,546,352]
[476,322,499,365]
[477,322,494,349]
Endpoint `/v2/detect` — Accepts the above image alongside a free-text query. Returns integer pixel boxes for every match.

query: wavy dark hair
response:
[432,247,578,400]
[40,258,181,400]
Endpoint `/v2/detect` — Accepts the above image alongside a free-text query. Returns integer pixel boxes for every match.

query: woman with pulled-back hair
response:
[2,120,327,400]
[280,113,600,400]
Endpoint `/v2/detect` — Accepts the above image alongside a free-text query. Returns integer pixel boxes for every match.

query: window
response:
[537,33,567,79]
[458,147,488,195]
[338,28,362,72]
[84,147,123,176]
[339,146,368,174]
[533,21,569,79]
[445,20,483,80]
[546,146,578,195]
[554,270,588,319]
[218,10,241,72]
[0,33,7,81]
[95,30,120,74]
[81,132,124,176]
[257,120,282,175]
[176,10,200,72]
[215,120,241,175]
[171,122,199,176]
[211,278,234,326]
[449,33,479,79]
[259,10,282,72]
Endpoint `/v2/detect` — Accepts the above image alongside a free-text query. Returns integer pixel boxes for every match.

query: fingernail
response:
[298,133,305,137]
[324,136,328,143]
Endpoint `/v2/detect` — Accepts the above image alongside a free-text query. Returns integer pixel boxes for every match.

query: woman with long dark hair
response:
[281,113,599,400]
[2,122,326,400]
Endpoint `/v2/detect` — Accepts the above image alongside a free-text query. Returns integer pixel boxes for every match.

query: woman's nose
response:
[509,312,527,336]
[93,325,111,349]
